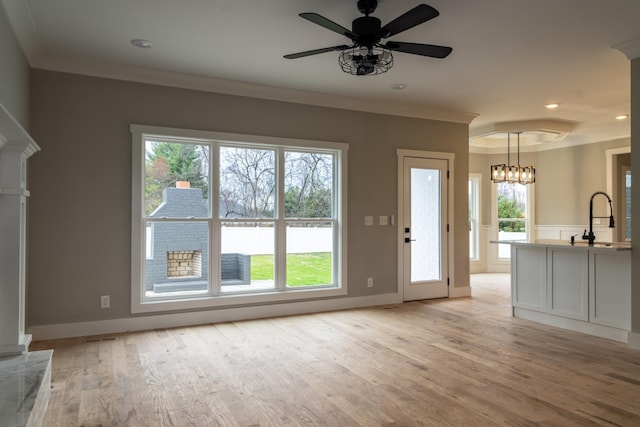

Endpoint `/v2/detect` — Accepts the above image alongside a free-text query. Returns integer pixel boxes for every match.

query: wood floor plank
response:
[30,274,640,426]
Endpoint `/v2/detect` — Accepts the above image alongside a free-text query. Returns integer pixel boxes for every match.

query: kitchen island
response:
[494,239,631,342]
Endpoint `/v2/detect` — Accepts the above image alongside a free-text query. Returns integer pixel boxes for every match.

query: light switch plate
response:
[379,215,388,226]
[364,216,373,226]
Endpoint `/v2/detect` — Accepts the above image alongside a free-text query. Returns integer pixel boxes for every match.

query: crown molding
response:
[613,38,640,60]
[1,0,42,61]
[33,53,479,124]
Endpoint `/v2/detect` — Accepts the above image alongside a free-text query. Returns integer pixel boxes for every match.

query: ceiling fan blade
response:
[284,45,350,59]
[378,4,439,38]
[299,13,357,40]
[385,41,452,58]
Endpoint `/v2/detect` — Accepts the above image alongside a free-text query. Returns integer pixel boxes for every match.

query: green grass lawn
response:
[251,252,332,286]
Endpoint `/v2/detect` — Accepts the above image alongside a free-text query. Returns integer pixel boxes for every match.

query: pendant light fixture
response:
[490,132,536,184]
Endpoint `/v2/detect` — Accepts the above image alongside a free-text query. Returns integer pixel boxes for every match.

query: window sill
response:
[132,285,347,314]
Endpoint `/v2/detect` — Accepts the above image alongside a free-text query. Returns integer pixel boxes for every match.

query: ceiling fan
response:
[284,0,452,76]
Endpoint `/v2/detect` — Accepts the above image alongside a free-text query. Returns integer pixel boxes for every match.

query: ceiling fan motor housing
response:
[357,0,378,15]
[352,16,382,47]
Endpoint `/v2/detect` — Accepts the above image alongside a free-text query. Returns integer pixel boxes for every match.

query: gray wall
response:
[470,138,630,227]
[0,4,30,128]
[536,138,629,225]
[27,69,470,326]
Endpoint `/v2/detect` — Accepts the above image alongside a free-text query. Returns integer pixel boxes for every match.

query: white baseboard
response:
[627,331,640,349]
[28,293,403,341]
[450,286,471,298]
[0,334,32,357]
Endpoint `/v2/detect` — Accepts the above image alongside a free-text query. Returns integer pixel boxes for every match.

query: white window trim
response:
[469,174,481,262]
[130,124,348,314]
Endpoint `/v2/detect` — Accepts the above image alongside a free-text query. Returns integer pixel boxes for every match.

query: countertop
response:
[490,239,632,251]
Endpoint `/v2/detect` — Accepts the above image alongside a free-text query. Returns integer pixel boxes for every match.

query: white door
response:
[402,157,449,300]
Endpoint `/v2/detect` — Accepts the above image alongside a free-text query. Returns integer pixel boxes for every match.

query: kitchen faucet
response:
[582,191,615,245]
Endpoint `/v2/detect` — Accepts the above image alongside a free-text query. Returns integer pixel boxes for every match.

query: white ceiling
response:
[3,0,640,151]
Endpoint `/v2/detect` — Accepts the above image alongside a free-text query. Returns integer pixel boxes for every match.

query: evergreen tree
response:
[145,142,207,215]
[498,194,525,232]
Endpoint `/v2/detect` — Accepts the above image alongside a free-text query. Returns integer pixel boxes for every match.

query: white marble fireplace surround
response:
[0,103,50,426]
[0,351,53,427]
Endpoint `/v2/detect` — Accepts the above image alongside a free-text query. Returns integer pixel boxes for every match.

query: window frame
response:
[131,125,348,314]
[468,174,481,261]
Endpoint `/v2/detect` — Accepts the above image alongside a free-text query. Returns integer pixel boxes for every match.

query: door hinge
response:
[447,277,450,286]
[446,224,449,232]
[447,170,450,179]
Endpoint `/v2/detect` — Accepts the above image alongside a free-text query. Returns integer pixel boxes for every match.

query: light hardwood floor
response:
[31,274,640,426]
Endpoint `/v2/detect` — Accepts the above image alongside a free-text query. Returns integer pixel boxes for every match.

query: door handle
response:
[404,237,416,243]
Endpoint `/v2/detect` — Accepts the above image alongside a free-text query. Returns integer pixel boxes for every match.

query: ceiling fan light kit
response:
[284,0,452,76]
[339,45,393,76]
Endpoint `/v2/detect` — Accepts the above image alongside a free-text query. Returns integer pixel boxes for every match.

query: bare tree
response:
[284,152,333,218]
[220,147,276,218]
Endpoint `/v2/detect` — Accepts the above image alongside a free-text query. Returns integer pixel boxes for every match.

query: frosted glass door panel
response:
[410,168,441,282]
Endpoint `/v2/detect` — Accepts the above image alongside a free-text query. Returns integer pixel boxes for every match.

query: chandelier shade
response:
[489,132,536,184]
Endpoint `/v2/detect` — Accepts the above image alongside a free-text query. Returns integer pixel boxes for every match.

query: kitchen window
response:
[130,125,348,313]
[495,182,533,259]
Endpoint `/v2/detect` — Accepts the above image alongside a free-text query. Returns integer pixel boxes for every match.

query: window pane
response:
[144,221,209,297]
[145,140,210,217]
[220,147,275,218]
[497,182,527,258]
[626,170,632,241]
[221,222,275,292]
[286,222,334,287]
[284,151,333,218]
[468,178,478,260]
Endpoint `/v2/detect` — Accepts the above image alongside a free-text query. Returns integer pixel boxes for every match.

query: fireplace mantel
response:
[0,103,40,356]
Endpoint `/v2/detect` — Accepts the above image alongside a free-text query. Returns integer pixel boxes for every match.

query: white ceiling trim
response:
[1,0,42,61]
[613,38,640,60]
[33,53,478,124]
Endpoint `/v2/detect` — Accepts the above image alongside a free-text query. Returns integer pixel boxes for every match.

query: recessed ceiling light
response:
[130,39,152,49]
[392,83,407,90]
[616,114,629,120]
[545,103,559,109]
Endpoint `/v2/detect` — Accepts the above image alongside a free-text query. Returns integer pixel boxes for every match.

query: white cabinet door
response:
[512,245,547,311]
[589,251,631,330]
[548,248,589,321]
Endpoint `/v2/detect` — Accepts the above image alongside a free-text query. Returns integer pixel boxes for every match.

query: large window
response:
[496,182,530,259]
[131,125,347,313]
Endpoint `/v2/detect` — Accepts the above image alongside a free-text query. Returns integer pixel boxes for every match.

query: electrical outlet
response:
[100,295,110,309]
[367,277,373,288]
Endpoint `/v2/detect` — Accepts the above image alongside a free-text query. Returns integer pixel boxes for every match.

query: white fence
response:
[222,227,333,255]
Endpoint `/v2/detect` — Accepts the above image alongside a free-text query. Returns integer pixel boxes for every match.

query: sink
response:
[570,241,631,248]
